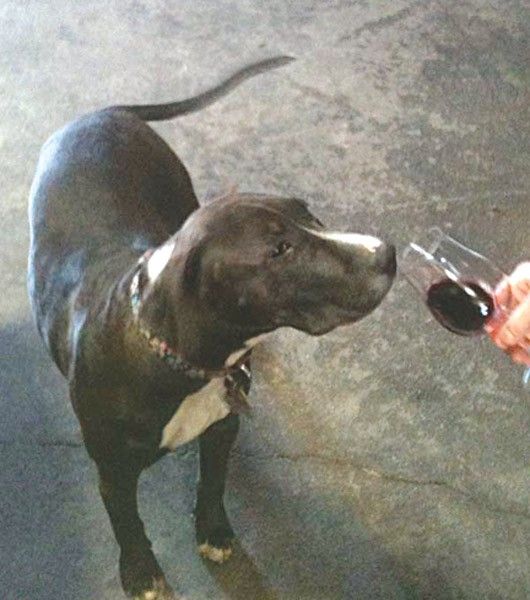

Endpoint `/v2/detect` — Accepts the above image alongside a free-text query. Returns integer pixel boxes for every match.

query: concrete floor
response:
[1,1,529,598]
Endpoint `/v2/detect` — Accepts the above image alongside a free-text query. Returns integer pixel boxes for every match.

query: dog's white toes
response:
[133,579,181,600]
[133,593,160,600]
[133,592,182,600]
[198,542,233,563]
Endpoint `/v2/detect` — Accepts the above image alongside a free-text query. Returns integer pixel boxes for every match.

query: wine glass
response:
[401,227,530,389]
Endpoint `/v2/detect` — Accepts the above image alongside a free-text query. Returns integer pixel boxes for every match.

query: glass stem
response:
[523,367,530,391]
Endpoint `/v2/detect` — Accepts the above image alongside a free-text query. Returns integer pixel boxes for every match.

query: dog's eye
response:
[271,241,293,258]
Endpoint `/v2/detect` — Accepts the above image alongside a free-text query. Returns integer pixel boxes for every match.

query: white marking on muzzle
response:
[146,242,175,282]
[305,229,383,253]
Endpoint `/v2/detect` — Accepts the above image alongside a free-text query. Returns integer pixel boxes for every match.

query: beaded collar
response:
[129,252,251,383]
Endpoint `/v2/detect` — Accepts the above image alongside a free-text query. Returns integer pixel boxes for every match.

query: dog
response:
[27,56,396,599]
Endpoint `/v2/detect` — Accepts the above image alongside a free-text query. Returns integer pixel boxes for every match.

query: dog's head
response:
[160,193,395,337]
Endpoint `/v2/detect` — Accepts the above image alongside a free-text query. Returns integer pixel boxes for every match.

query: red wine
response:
[426,279,495,336]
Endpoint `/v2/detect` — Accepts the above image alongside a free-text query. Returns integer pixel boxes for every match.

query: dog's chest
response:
[160,378,230,450]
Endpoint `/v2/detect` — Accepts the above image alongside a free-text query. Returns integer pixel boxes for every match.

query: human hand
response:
[487,262,530,366]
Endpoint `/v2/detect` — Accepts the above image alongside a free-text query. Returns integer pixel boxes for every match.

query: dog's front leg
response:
[98,464,176,599]
[195,412,239,563]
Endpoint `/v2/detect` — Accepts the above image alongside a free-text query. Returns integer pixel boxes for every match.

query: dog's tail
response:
[111,56,295,122]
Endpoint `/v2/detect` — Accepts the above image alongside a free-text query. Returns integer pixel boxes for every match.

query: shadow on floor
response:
[226,450,421,599]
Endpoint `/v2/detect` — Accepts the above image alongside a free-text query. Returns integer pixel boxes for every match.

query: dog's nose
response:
[375,243,397,275]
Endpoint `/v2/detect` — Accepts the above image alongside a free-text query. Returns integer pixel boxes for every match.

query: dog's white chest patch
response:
[224,333,270,367]
[160,378,230,450]
[147,242,174,282]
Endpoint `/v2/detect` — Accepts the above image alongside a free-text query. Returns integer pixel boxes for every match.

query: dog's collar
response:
[129,252,251,382]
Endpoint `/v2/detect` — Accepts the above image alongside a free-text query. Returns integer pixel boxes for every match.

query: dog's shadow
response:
[203,542,278,600]
[0,318,77,444]
[0,319,277,600]
[0,319,114,599]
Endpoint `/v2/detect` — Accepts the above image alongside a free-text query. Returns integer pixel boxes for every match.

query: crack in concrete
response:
[381,189,528,212]
[2,440,527,520]
[37,439,84,448]
[0,438,196,458]
[340,0,426,41]
[233,449,530,521]
[0,438,83,448]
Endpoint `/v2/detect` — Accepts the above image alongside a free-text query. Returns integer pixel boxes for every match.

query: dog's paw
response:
[130,577,178,600]
[120,549,180,600]
[195,511,234,564]
[198,541,233,564]
[132,576,180,599]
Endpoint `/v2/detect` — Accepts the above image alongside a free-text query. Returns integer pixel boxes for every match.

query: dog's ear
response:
[183,244,203,291]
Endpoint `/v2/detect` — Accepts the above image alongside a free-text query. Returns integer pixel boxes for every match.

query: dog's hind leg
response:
[195,412,240,563]
[97,463,177,599]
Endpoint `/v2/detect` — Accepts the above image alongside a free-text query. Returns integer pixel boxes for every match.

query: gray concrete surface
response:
[1,1,529,598]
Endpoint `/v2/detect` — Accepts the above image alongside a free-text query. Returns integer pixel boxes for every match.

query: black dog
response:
[28,57,396,599]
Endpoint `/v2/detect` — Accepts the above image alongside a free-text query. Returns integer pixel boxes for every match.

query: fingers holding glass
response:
[494,294,530,350]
